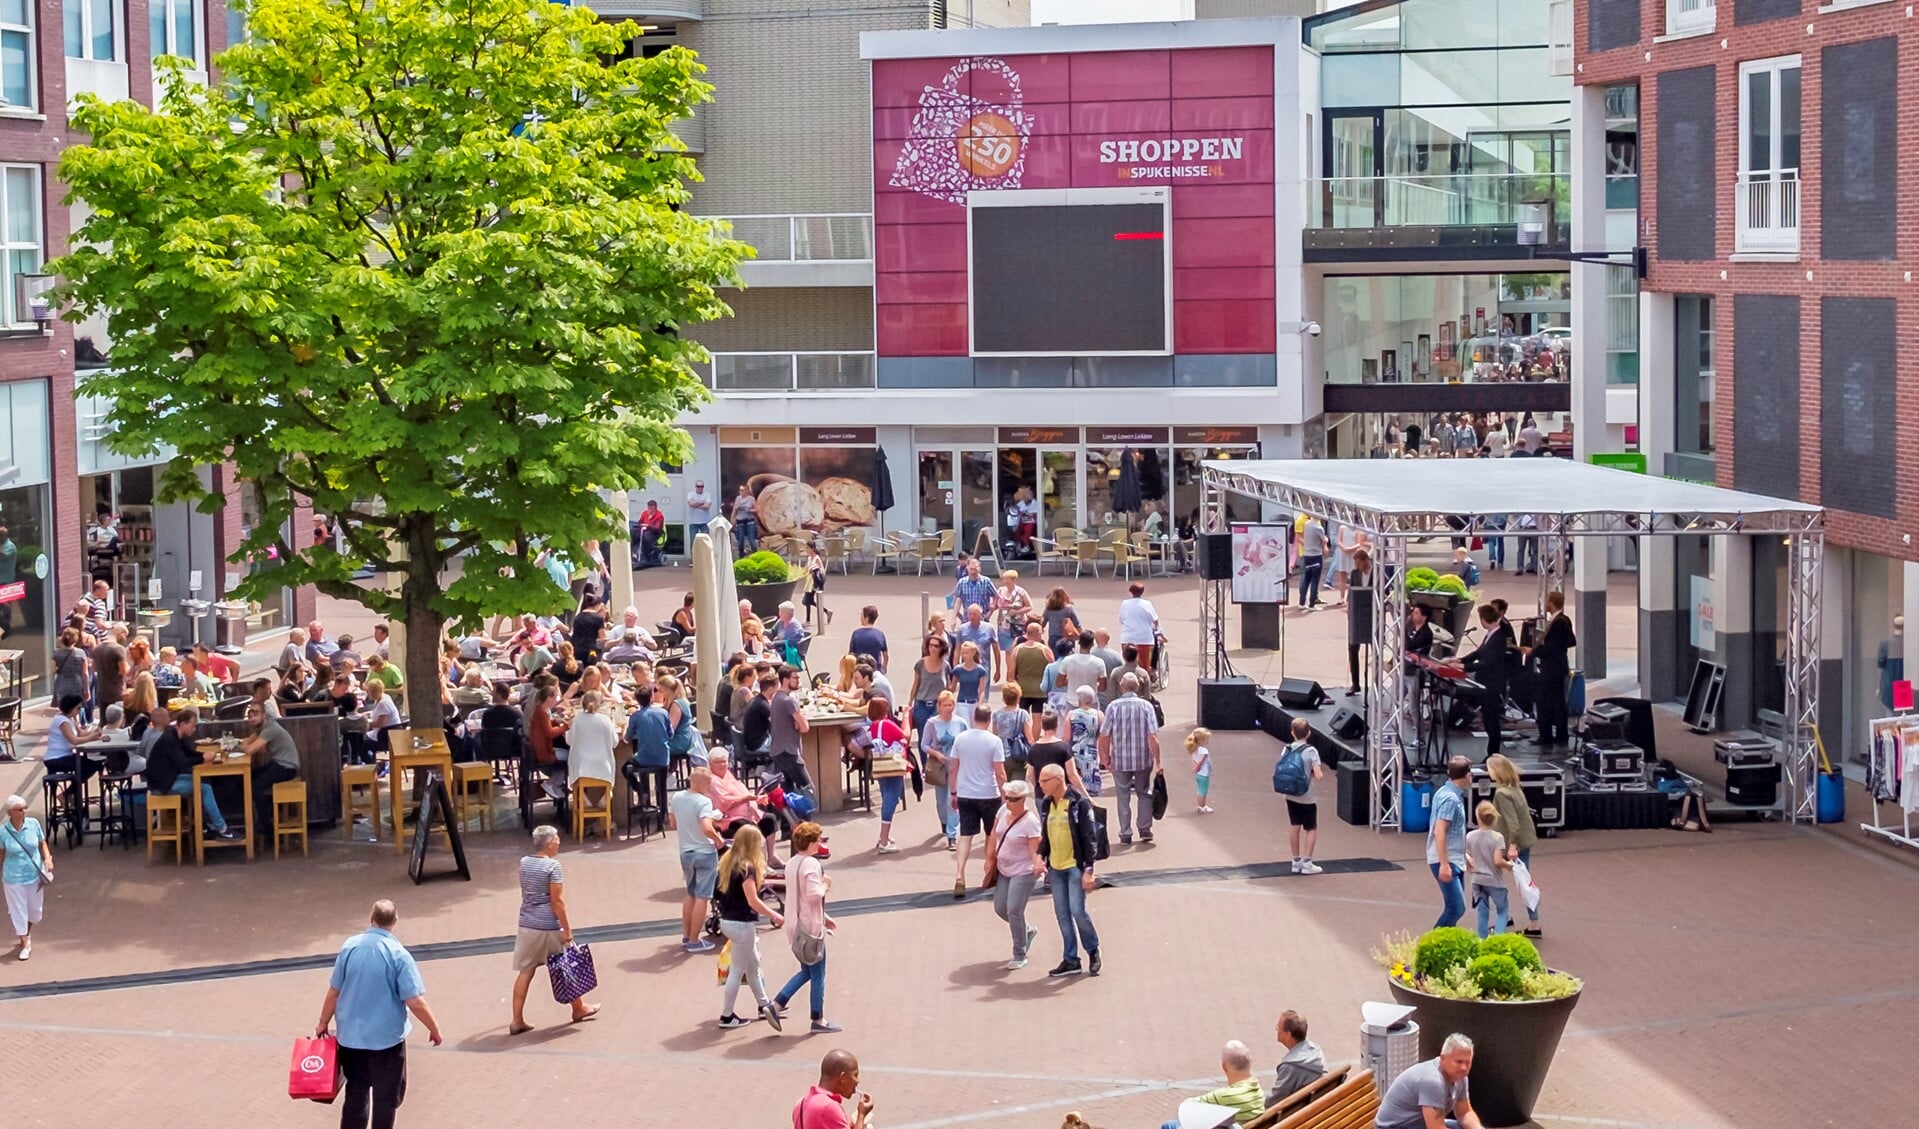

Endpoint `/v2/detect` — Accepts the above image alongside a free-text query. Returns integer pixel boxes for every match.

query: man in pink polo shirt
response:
[794,1049,874,1129]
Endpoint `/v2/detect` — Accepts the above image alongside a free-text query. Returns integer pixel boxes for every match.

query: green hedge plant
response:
[1378,929,1580,1002]
[734,551,795,585]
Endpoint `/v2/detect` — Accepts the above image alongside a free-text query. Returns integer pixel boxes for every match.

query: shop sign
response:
[799,427,876,445]
[1087,427,1170,445]
[997,427,1079,445]
[1174,426,1259,445]
[1098,136,1249,182]
[0,580,22,605]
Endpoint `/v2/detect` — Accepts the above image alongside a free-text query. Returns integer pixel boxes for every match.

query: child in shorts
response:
[1186,727,1213,813]
[1465,800,1513,938]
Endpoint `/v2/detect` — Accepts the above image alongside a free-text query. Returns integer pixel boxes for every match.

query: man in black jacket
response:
[1460,604,1515,757]
[1531,591,1577,746]
[1036,764,1101,978]
[144,709,241,839]
[739,675,776,759]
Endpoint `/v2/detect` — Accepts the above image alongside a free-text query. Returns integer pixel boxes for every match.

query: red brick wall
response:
[1575,0,1919,562]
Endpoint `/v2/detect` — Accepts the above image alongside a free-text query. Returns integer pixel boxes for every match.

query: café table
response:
[192,742,254,864]
[798,708,863,813]
[389,732,454,852]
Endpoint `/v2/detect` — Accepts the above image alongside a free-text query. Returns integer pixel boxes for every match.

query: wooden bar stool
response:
[452,761,494,832]
[147,793,186,865]
[341,764,381,840]
[272,781,309,858]
[572,777,613,841]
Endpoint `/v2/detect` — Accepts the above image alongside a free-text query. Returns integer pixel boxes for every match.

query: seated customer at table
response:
[527,684,570,801]
[249,678,281,720]
[43,694,104,786]
[243,702,301,819]
[357,680,404,757]
[278,664,315,705]
[706,748,781,869]
[364,653,404,693]
[467,681,524,761]
[604,631,653,665]
[328,673,361,716]
[567,690,620,798]
[176,656,217,700]
[451,667,491,711]
[143,709,241,840]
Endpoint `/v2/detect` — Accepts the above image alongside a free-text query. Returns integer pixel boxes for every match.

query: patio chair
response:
[1108,539,1149,581]
[933,529,957,573]
[1073,538,1102,579]
[903,533,941,576]
[1034,530,1076,576]
[822,535,853,576]
[869,533,901,574]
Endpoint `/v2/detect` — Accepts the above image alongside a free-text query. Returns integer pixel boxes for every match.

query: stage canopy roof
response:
[1202,457,1823,535]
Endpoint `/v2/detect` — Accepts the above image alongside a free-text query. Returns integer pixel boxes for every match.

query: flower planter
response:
[1387,978,1581,1128]
[1409,589,1473,639]
[737,577,801,620]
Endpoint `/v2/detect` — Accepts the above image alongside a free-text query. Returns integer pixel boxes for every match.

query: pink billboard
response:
[873,46,1277,358]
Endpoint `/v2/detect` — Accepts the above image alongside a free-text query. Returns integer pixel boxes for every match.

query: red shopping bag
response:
[288,1035,343,1103]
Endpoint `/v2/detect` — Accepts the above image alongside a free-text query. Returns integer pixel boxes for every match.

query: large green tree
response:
[54,0,744,724]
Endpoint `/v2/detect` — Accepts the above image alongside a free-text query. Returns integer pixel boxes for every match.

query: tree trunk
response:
[400,517,446,730]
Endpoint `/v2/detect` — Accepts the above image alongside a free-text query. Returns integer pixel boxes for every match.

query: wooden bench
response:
[1274,1068,1377,1129]
[1244,1065,1352,1129]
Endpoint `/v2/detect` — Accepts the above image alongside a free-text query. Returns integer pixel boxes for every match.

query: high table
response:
[191,746,254,864]
[799,710,863,812]
[389,734,454,851]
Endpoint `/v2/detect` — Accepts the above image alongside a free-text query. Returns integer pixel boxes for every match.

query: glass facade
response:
[1323,272,1570,385]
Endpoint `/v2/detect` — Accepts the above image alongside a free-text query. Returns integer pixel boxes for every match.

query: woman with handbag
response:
[770,821,839,1034]
[867,698,912,854]
[509,824,600,1033]
[985,780,1043,971]
[918,691,968,850]
[2,794,53,961]
[714,825,785,1030]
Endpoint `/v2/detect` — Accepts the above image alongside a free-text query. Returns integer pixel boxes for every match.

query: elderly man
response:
[305,620,340,665]
[773,602,806,648]
[1375,1033,1483,1129]
[315,900,443,1129]
[1268,1010,1327,1107]
[1163,1041,1265,1128]
[952,603,997,680]
[1098,673,1161,845]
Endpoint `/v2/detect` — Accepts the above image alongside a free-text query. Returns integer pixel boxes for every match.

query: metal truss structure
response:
[1198,463,1826,831]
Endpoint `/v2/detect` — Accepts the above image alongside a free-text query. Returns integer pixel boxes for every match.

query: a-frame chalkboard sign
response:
[408,770,471,884]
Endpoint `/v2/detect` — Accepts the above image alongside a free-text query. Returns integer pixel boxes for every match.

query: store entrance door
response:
[917,451,955,538]
[1324,109,1384,228]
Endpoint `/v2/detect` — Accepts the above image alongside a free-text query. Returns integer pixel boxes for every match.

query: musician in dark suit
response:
[1461,603,1515,756]
[1532,591,1577,746]
[1406,603,1434,659]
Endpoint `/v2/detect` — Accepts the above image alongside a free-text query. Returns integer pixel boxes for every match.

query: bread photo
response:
[818,476,876,526]
[746,471,795,497]
[757,480,825,534]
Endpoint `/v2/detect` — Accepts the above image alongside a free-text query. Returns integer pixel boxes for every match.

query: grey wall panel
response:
[1822,38,1898,262]
[1820,297,1897,518]
[1731,294,1800,500]
[1735,0,1800,26]
[1587,0,1640,54]
[1656,67,1717,263]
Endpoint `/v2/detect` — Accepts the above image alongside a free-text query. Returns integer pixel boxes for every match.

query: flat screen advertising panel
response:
[1229,524,1290,604]
[969,201,1169,355]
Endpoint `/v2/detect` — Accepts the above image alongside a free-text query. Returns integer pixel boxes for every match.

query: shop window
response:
[65,0,117,61]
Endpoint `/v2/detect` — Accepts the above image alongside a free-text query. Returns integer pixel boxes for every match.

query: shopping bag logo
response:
[890,57,1033,204]
[299,1054,326,1074]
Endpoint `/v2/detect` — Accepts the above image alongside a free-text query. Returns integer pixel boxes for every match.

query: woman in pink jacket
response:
[770,822,838,1033]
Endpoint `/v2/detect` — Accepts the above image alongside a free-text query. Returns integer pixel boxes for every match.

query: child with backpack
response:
[1186,727,1214,814]
[1272,718,1325,875]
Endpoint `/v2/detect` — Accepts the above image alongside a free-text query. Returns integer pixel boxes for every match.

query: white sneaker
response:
[1005,957,1028,971]
[1199,805,1214,814]
[876,842,901,853]
[1298,861,1324,875]
[1289,859,1302,873]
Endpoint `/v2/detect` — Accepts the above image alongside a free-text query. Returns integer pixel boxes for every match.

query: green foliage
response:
[1520,969,1583,999]
[1431,574,1471,597]
[51,0,746,723]
[1469,953,1525,998]
[1421,965,1486,1001]
[1477,933,1543,972]
[1405,567,1441,591]
[1413,927,1479,980]
[734,552,795,585]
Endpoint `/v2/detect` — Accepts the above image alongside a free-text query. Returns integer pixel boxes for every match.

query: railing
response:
[695,351,877,392]
[1736,168,1799,253]
[1310,173,1571,231]
[711,214,873,262]
[1667,0,1715,36]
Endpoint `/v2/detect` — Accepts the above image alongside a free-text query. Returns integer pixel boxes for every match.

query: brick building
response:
[1574,0,1916,763]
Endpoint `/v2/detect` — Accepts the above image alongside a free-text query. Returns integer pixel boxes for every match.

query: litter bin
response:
[1360,1005,1421,1092]
[1400,777,1435,834]
[1816,770,1846,824]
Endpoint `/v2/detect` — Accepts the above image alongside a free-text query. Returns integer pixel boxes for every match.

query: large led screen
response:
[969,202,1169,355]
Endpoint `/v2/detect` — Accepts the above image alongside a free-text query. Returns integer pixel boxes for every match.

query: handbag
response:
[2,821,49,888]
[922,750,949,789]
[287,1035,343,1103]
[1150,770,1169,820]
[546,941,598,1004]
[789,856,828,964]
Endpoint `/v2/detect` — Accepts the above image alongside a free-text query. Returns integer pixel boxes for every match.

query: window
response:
[0,164,42,325]
[1666,0,1715,36]
[226,0,245,47]
[150,0,199,67]
[0,0,34,108]
[1737,55,1800,252]
[65,0,117,61]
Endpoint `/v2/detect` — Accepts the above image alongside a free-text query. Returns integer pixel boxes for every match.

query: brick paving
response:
[1,564,1915,1127]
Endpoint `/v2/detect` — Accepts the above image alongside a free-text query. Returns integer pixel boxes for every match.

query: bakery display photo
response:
[721,444,878,539]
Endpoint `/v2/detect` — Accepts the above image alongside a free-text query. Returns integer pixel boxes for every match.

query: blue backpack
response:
[1272,743,1311,797]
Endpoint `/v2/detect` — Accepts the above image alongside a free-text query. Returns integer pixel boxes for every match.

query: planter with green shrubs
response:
[1378,928,1582,1127]
[734,550,803,618]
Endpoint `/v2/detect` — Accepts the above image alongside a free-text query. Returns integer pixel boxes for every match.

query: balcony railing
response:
[1666,0,1715,36]
[1735,168,1799,254]
[714,214,873,262]
[1306,173,1571,253]
[695,351,877,392]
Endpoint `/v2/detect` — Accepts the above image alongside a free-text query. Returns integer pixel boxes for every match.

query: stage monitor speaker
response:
[1336,761,1378,826]
[1329,705,1366,740]
[1273,678,1328,709]
[1198,676,1259,730]
[1197,532,1233,581]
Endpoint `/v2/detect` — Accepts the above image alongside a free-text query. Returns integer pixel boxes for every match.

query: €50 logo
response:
[890,58,1032,204]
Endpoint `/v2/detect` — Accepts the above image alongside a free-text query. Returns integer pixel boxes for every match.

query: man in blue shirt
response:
[952,603,998,679]
[315,900,442,1128]
[1425,757,1471,928]
[951,559,995,632]
[848,605,888,672]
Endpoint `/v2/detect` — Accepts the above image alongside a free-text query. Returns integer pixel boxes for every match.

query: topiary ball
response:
[1413,927,1479,980]
[1477,933,1543,972]
[1469,953,1524,998]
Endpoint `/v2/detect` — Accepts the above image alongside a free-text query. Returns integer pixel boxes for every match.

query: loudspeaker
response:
[1337,761,1379,826]
[1198,676,1259,730]
[1329,705,1366,740]
[1198,532,1233,580]
[1273,678,1328,709]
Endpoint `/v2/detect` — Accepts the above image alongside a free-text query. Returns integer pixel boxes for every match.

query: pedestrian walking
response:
[2,794,52,961]
[1035,764,1101,977]
[509,825,600,1034]
[714,825,786,1030]
[1485,753,1542,937]
[771,821,840,1033]
[1427,757,1471,928]
[669,766,725,954]
[986,779,1043,970]
[314,900,443,1129]
[1280,718,1326,874]
[951,704,1008,898]
[918,691,967,849]
[1464,802,1512,939]
[867,698,911,854]
[1097,674,1161,844]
